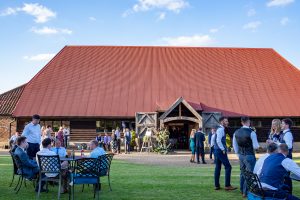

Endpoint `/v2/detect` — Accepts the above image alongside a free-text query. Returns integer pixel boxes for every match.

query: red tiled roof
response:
[0,84,26,115]
[13,46,300,117]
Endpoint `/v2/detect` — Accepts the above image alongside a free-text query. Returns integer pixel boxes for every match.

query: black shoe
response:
[215,187,221,190]
[202,161,207,164]
[197,161,200,164]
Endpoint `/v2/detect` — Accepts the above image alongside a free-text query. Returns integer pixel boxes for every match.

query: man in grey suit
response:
[194,128,206,164]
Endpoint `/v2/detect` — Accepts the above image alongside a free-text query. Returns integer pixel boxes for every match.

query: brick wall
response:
[0,116,16,146]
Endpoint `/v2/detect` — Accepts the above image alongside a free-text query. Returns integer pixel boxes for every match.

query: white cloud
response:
[280,17,289,25]
[161,34,214,46]
[0,7,17,16]
[243,21,262,31]
[0,3,56,23]
[267,0,294,7]
[31,26,72,35]
[89,16,96,21]
[158,12,166,20]
[209,25,224,33]
[23,53,55,61]
[247,9,256,17]
[124,0,189,17]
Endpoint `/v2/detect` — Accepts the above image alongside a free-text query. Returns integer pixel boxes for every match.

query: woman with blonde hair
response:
[189,129,196,163]
[267,119,282,143]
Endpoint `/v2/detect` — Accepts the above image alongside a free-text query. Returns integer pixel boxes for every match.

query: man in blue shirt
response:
[21,114,41,159]
[51,139,67,157]
[89,140,106,158]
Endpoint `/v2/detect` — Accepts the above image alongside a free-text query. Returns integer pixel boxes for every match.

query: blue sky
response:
[0,0,299,93]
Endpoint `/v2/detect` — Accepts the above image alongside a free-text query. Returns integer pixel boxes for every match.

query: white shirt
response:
[210,134,216,147]
[36,148,58,177]
[115,130,121,139]
[10,135,18,142]
[279,129,293,149]
[233,126,260,155]
[261,154,300,190]
[216,125,225,151]
[22,122,41,144]
[253,153,270,175]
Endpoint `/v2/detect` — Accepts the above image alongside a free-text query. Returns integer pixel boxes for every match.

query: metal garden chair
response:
[36,154,62,200]
[99,153,114,191]
[69,158,101,200]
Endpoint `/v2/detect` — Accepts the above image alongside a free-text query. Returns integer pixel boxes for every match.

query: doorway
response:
[166,121,198,149]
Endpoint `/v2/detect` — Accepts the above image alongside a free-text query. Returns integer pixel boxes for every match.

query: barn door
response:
[135,112,157,138]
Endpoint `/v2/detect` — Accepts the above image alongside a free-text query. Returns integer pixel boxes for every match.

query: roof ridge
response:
[65,45,274,50]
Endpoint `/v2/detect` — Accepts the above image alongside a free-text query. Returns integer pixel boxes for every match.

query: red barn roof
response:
[13,46,300,117]
[0,84,26,116]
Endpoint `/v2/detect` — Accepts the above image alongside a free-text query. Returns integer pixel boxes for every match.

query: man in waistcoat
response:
[214,116,237,191]
[233,116,259,198]
[260,144,300,200]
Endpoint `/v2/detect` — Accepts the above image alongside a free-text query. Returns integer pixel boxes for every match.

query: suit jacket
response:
[194,131,205,148]
[14,146,39,178]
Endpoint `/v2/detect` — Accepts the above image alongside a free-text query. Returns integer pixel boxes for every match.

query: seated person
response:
[253,143,278,175]
[51,139,67,158]
[14,136,39,179]
[89,140,106,158]
[37,138,69,193]
[259,144,300,200]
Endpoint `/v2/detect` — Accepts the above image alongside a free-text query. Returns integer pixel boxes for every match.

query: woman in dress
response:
[56,126,65,147]
[189,129,196,163]
[267,119,282,144]
[110,129,117,153]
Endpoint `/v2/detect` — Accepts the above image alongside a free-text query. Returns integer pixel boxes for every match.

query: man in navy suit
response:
[194,128,206,164]
[14,136,47,192]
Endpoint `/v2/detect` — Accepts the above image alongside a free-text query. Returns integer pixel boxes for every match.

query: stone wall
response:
[0,116,16,147]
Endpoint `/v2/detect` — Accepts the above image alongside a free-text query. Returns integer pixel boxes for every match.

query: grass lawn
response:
[0,156,299,200]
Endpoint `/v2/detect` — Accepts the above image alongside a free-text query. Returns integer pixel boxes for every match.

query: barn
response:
[3,46,300,149]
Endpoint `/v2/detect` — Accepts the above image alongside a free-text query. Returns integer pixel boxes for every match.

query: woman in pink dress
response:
[56,127,65,147]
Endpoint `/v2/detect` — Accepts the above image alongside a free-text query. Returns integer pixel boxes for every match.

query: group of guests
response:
[189,128,206,164]
[220,116,299,199]
[10,114,107,194]
[40,125,70,148]
[96,128,133,154]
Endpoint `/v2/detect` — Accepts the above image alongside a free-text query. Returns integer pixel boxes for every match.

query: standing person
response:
[124,128,131,154]
[45,125,53,139]
[210,128,216,164]
[208,127,216,160]
[194,128,206,164]
[63,125,70,148]
[115,127,121,154]
[189,129,196,163]
[9,132,20,148]
[259,144,300,200]
[279,118,294,159]
[110,129,117,153]
[21,114,42,159]
[267,119,282,144]
[104,131,111,151]
[214,116,237,191]
[56,127,64,147]
[233,116,260,198]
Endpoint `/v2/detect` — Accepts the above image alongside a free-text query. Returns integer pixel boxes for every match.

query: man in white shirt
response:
[37,138,68,193]
[259,144,300,200]
[214,117,237,191]
[279,118,294,159]
[253,143,278,176]
[22,114,42,159]
[233,117,259,197]
[51,140,67,158]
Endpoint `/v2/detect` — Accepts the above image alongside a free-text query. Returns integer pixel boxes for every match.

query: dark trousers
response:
[264,189,300,200]
[214,149,232,187]
[210,146,214,159]
[117,139,121,152]
[285,149,293,193]
[27,142,40,159]
[196,146,205,163]
[239,154,256,194]
[64,136,68,148]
